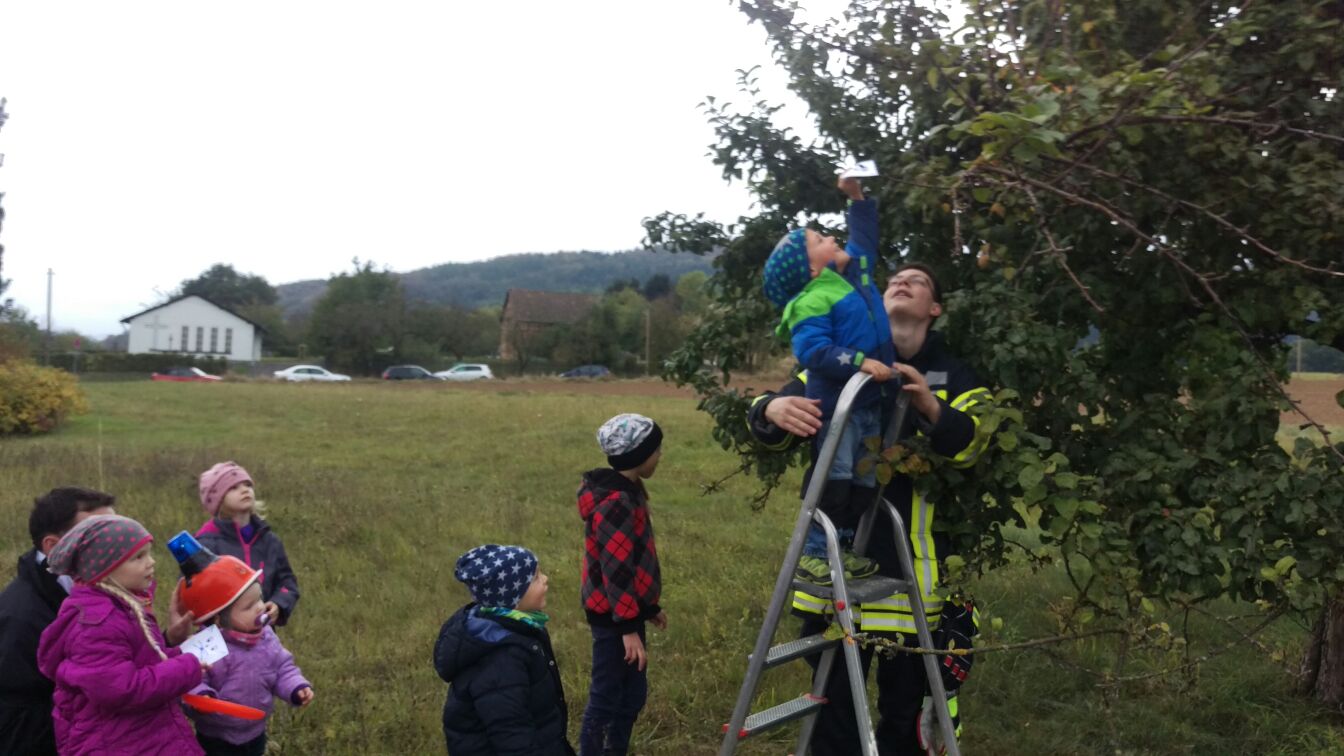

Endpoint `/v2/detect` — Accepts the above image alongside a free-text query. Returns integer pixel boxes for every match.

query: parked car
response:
[381,365,438,380]
[434,364,494,381]
[273,365,351,382]
[151,366,221,382]
[559,364,611,379]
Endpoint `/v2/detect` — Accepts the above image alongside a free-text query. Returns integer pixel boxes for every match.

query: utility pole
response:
[644,309,651,376]
[44,268,53,364]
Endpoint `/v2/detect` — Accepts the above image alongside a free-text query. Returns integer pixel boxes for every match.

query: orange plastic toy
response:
[182,693,266,720]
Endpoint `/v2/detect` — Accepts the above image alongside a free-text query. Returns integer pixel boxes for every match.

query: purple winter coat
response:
[188,625,310,745]
[36,585,204,756]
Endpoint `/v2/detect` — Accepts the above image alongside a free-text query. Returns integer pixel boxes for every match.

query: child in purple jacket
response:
[36,515,206,756]
[178,547,313,756]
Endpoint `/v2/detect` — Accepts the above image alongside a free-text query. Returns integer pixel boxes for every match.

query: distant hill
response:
[275,249,716,317]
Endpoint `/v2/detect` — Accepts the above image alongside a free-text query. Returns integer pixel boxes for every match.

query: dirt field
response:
[429,373,1344,428]
[1283,375,1344,428]
[432,374,794,399]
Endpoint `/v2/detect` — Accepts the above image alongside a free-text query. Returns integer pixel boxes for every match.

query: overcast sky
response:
[0,0,857,337]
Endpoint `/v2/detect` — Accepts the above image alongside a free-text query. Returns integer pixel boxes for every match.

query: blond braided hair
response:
[96,579,168,662]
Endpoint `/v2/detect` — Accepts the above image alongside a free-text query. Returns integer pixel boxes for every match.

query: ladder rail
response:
[880,497,961,756]
[718,373,873,756]
[852,390,912,556]
[819,514,879,756]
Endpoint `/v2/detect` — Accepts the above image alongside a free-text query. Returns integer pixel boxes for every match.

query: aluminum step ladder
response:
[719,372,961,756]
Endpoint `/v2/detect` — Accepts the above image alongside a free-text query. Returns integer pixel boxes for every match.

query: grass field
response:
[2,379,1342,755]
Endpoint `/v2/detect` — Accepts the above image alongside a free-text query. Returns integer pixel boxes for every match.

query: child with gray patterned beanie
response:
[577,413,667,756]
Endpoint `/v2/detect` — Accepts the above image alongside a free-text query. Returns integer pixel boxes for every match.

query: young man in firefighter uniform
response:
[749,262,989,756]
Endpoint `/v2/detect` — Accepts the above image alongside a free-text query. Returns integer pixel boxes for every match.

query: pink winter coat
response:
[36,585,204,756]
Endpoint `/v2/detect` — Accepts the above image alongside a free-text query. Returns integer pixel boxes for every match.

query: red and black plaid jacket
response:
[578,468,662,632]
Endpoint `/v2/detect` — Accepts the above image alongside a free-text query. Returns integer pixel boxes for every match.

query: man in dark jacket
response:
[748,263,989,756]
[434,543,575,756]
[0,487,116,756]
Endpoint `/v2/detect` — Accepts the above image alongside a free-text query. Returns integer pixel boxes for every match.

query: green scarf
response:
[478,605,550,629]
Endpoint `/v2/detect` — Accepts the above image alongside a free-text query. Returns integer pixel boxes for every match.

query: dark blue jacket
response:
[778,198,895,418]
[434,605,575,756]
[195,515,300,625]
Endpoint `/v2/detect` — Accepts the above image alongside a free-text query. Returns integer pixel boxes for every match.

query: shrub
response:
[0,361,89,434]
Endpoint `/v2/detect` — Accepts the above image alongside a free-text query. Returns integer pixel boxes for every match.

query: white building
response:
[120,295,264,361]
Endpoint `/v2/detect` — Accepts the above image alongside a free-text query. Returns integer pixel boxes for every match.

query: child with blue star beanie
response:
[434,544,576,756]
[761,176,897,585]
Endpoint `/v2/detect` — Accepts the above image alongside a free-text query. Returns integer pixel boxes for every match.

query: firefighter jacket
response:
[748,330,990,634]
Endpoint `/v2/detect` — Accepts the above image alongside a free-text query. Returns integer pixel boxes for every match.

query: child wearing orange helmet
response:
[172,533,313,756]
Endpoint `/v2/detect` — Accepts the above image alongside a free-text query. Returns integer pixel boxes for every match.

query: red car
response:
[151,367,222,382]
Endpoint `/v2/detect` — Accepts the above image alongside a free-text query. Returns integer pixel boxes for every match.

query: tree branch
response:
[1044,156,1342,277]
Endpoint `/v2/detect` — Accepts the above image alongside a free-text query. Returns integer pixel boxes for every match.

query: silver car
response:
[273,365,351,382]
[434,364,495,381]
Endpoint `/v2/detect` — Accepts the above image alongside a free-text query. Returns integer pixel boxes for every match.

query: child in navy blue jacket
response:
[762,176,896,584]
[435,544,575,756]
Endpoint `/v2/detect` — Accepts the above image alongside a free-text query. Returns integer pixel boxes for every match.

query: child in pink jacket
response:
[36,515,206,756]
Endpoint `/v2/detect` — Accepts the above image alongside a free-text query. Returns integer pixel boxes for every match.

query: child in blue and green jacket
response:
[762,176,896,584]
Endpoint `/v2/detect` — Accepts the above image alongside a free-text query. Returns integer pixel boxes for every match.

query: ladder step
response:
[792,575,910,604]
[752,632,838,668]
[723,694,827,739]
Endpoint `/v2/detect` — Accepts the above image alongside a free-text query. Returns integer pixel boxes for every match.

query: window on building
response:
[195,327,204,352]
[181,326,189,352]
[224,328,233,354]
[209,327,218,353]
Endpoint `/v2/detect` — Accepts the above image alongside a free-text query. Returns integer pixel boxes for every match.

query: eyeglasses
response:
[889,274,932,289]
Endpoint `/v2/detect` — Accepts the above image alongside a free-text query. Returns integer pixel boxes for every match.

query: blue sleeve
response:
[845,198,879,265]
[792,315,865,381]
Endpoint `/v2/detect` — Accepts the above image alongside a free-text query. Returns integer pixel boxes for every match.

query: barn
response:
[498,289,597,360]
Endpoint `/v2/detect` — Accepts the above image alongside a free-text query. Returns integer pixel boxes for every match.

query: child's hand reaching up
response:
[623,632,647,671]
[837,176,864,201]
[263,601,281,626]
[860,358,892,382]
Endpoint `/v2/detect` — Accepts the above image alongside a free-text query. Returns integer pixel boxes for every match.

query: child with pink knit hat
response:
[193,462,301,626]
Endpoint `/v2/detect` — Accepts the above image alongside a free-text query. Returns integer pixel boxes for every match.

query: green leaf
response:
[1018,465,1045,489]
[972,187,993,203]
[1054,498,1080,520]
[1275,556,1297,574]
[1079,500,1105,515]
[1119,125,1144,145]
[927,67,939,88]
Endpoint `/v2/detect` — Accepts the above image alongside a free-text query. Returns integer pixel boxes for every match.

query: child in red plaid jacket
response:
[577,413,668,756]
